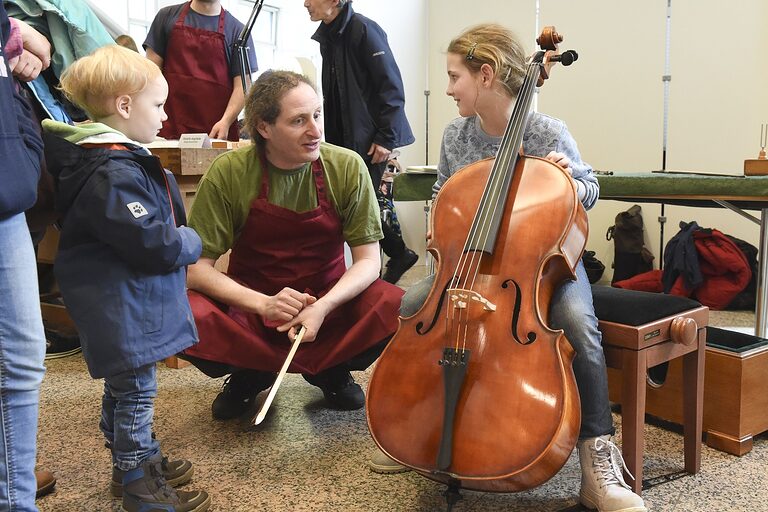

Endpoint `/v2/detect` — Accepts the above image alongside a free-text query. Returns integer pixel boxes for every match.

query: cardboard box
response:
[149,147,230,176]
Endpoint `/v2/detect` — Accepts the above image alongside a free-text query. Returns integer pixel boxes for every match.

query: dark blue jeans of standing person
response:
[100,363,161,471]
[0,213,47,511]
[399,261,614,439]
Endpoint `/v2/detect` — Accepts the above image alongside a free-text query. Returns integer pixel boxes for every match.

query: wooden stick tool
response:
[253,325,307,425]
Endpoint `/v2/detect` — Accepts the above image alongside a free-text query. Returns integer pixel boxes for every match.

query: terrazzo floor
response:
[34,265,768,511]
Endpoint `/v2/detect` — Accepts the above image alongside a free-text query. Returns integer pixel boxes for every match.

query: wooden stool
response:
[591,285,709,494]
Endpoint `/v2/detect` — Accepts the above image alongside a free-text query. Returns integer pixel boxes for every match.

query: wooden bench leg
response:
[681,329,705,474]
[621,347,646,494]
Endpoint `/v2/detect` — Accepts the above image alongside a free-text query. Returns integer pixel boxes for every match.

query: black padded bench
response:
[591,285,709,494]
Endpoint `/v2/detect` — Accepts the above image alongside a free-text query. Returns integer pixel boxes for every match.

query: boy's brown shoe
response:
[35,469,57,498]
[120,455,210,512]
[111,455,193,497]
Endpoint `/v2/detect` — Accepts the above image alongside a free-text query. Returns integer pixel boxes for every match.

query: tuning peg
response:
[552,50,579,66]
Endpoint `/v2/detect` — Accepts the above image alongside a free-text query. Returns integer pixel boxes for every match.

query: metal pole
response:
[757,209,768,337]
[658,0,672,270]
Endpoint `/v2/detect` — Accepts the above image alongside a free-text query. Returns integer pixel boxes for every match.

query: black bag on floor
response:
[725,235,758,310]
[606,204,654,283]
[582,250,605,284]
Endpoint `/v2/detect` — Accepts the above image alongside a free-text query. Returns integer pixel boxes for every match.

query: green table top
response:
[394,171,768,210]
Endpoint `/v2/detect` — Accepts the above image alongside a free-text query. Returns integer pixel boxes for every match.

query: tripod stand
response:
[232,0,264,94]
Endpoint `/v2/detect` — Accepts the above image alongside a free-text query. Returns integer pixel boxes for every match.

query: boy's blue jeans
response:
[101,363,161,471]
[0,213,46,511]
[400,261,614,440]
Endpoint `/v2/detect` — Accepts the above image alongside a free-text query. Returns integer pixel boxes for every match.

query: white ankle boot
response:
[367,446,408,474]
[578,435,647,512]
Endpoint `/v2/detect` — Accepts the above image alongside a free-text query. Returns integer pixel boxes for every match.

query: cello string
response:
[455,59,541,352]
[468,61,538,284]
[469,60,539,285]
[463,60,540,301]
[466,57,539,273]
[461,59,538,290]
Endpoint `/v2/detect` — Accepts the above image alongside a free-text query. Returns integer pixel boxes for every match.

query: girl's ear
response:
[115,95,132,120]
[479,63,495,86]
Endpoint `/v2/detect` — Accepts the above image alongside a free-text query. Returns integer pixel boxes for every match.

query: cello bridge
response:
[447,288,497,312]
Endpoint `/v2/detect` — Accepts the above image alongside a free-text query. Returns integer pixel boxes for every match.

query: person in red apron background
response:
[182,70,404,421]
[143,1,257,141]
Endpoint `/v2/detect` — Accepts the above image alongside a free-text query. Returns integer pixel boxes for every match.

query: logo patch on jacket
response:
[127,202,149,218]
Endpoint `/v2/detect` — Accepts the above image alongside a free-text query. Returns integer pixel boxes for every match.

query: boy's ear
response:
[115,94,132,120]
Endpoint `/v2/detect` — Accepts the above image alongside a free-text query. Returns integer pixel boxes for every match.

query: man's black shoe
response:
[44,324,81,360]
[304,369,365,410]
[382,249,418,284]
[211,370,274,420]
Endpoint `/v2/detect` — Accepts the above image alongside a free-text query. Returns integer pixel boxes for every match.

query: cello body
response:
[366,154,588,492]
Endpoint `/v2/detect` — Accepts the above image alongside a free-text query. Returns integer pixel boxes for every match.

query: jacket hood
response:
[41,120,145,213]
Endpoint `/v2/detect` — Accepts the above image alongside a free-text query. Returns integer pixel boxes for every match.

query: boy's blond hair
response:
[59,45,162,120]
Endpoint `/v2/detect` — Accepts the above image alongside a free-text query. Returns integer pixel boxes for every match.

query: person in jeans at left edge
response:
[306,0,418,284]
[0,4,47,510]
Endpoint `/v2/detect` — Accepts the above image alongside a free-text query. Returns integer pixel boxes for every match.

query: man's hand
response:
[209,119,232,140]
[260,287,317,324]
[545,151,572,175]
[368,143,391,165]
[15,18,51,69]
[12,50,44,81]
[277,300,331,343]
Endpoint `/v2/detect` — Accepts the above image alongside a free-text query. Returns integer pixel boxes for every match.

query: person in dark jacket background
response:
[42,45,211,512]
[306,0,419,284]
[0,5,48,509]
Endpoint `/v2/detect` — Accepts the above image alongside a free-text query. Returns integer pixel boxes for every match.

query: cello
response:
[366,27,584,507]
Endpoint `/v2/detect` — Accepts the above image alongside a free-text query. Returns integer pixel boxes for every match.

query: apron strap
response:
[176,2,191,27]
[175,2,226,34]
[310,159,331,209]
[217,7,226,34]
[257,152,330,208]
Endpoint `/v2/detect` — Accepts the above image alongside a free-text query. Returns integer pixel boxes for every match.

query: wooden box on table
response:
[149,147,230,212]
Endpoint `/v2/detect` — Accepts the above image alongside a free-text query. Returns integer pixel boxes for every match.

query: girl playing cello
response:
[369,24,646,512]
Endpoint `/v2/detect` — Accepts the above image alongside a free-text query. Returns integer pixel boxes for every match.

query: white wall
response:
[122,1,767,278]
[422,0,768,280]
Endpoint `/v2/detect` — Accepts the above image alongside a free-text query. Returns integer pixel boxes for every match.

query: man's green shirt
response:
[188,143,383,260]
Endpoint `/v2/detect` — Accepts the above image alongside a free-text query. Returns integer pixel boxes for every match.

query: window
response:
[127,0,157,52]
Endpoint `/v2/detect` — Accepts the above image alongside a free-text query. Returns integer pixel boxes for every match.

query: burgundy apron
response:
[185,156,403,375]
[159,2,239,141]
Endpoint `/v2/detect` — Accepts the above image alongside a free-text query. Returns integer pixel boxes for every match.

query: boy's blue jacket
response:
[42,121,202,378]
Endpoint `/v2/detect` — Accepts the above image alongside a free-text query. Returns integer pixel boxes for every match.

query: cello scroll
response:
[535,26,579,86]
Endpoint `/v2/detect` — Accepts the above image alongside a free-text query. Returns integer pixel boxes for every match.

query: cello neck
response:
[466,56,543,255]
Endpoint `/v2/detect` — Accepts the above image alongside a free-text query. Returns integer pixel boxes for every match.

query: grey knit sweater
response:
[434,112,599,210]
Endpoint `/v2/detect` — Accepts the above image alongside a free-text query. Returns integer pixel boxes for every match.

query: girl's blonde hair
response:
[59,45,162,120]
[447,24,527,98]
